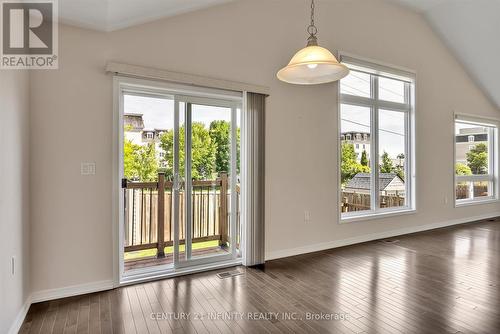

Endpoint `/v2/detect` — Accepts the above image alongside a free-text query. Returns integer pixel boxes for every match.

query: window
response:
[455,116,498,205]
[339,55,415,220]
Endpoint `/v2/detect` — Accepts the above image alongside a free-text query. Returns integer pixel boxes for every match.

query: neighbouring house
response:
[123,113,144,144]
[124,113,168,167]
[341,131,371,161]
[344,172,405,196]
[455,126,488,164]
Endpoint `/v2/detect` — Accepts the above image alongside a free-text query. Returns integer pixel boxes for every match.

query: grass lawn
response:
[124,240,221,260]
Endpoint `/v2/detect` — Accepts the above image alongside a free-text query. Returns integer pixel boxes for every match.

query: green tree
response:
[209,120,230,173]
[395,153,405,180]
[341,143,370,184]
[208,120,240,174]
[123,139,139,180]
[466,143,488,174]
[380,151,394,173]
[395,166,405,181]
[160,122,216,180]
[455,162,472,175]
[360,150,369,167]
[123,140,158,181]
[138,143,159,181]
[396,153,405,167]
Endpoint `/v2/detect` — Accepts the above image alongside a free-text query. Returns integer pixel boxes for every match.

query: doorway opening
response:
[117,78,242,282]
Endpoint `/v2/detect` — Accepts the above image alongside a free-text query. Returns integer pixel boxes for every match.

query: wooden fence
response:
[123,172,238,257]
[341,191,405,212]
[456,183,488,200]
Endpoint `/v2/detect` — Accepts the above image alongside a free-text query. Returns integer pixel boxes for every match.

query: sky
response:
[340,70,407,158]
[124,94,235,131]
[340,105,405,158]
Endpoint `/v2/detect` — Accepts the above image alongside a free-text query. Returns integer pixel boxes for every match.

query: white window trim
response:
[337,53,417,223]
[454,114,499,207]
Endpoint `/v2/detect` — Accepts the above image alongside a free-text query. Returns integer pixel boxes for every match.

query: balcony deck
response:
[124,246,228,271]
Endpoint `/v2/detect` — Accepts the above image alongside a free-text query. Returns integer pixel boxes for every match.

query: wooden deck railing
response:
[122,172,238,258]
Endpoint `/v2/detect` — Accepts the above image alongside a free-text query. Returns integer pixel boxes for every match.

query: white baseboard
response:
[8,297,32,334]
[31,280,115,304]
[265,212,500,261]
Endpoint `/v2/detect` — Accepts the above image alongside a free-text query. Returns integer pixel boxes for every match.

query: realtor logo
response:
[1,0,58,69]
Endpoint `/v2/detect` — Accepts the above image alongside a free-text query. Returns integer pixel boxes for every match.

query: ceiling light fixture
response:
[277,0,349,85]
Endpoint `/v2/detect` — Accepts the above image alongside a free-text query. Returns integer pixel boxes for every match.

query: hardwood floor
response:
[20,218,500,334]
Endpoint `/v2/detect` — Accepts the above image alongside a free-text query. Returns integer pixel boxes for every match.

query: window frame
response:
[338,53,416,223]
[454,114,499,207]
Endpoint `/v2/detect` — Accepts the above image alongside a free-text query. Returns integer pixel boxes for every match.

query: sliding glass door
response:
[173,96,241,268]
[120,81,241,277]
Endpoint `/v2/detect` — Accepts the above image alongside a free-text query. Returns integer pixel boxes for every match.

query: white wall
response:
[29,0,500,293]
[0,71,30,333]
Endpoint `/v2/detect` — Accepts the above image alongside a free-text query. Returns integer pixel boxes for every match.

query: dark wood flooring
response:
[20,217,500,333]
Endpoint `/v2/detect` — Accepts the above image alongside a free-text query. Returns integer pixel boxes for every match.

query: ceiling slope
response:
[390,0,500,109]
[59,0,236,32]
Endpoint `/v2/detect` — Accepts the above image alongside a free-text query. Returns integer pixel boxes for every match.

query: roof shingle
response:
[345,173,402,190]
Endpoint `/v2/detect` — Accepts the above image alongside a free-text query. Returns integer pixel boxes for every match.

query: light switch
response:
[81,162,96,175]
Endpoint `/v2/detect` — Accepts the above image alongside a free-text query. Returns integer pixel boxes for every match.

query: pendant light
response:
[277,0,349,85]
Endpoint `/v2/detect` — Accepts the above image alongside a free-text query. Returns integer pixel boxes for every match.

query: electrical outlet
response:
[81,162,96,175]
[444,196,449,204]
[11,256,15,276]
[304,210,311,224]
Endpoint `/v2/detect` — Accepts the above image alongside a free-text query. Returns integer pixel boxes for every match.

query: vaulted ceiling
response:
[58,0,499,109]
[59,0,235,31]
[389,0,500,108]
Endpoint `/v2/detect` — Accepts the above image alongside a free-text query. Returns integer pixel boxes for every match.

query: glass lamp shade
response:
[277,45,349,85]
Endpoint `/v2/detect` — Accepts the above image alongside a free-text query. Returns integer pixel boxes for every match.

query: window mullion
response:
[372,75,380,211]
[404,92,410,208]
[495,128,499,199]
[489,127,494,182]
[404,82,410,105]
[489,127,497,199]
[469,181,474,200]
